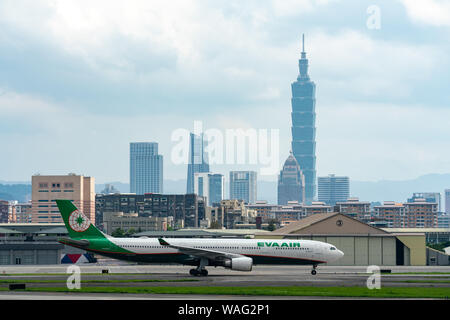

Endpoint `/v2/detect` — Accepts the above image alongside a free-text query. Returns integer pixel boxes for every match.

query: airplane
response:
[56,199,344,276]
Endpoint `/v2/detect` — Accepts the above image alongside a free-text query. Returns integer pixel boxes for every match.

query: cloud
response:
[308,29,444,102]
[0,1,449,185]
[400,0,450,27]
[316,102,450,180]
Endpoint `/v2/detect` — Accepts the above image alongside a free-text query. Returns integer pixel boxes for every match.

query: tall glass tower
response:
[291,34,316,204]
[186,133,210,194]
[229,171,257,204]
[130,142,163,194]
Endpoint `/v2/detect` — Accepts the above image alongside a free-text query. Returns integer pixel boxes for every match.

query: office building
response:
[277,152,305,205]
[0,201,8,223]
[291,34,317,204]
[95,193,207,230]
[210,199,257,229]
[318,174,350,206]
[407,192,441,212]
[445,189,450,214]
[438,214,450,229]
[31,174,95,224]
[229,171,257,204]
[194,173,224,206]
[404,200,438,228]
[102,212,169,234]
[14,202,32,223]
[375,200,438,228]
[186,133,210,194]
[246,201,281,223]
[130,142,163,194]
[335,198,371,222]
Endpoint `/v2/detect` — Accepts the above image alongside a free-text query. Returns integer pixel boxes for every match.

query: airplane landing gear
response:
[311,265,317,275]
[189,268,208,276]
[190,257,209,276]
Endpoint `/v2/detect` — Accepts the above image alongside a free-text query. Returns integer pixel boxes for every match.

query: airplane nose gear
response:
[311,264,317,275]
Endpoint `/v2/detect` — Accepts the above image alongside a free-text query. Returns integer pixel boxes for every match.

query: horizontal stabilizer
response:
[58,237,90,248]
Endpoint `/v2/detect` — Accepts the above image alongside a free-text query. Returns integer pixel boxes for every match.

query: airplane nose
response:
[338,250,344,258]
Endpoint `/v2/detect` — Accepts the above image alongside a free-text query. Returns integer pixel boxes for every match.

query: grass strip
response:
[0,273,161,276]
[0,279,198,284]
[357,272,450,276]
[23,286,450,299]
[397,280,450,284]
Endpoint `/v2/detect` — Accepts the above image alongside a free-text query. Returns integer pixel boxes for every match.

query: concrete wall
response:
[427,247,450,266]
[396,235,426,266]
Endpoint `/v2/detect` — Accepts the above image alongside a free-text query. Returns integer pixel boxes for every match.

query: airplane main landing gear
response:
[311,265,318,275]
[189,269,208,276]
[189,257,209,277]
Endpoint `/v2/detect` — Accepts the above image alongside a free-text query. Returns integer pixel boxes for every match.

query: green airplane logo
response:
[257,242,301,248]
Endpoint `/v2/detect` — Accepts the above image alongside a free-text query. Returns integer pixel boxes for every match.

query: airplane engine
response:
[223,257,253,271]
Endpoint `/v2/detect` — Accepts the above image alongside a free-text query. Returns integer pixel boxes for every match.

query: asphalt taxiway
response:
[0,263,449,299]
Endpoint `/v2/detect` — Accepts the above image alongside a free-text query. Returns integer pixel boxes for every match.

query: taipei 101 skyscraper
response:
[290,34,316,204]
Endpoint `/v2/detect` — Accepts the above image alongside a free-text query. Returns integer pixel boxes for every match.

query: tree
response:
[209,221,222,229]
[111,228,125,237]
[126,228,136,237]
[427,241,450,253]
[267,220,277,232]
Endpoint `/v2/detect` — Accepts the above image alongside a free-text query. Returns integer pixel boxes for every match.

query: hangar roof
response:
[271,212,389,235]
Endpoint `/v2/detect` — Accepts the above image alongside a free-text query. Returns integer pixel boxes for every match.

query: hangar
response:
[258,212,426,266]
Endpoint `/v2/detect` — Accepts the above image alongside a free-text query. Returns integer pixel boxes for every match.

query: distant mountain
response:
[0,184,32,202]
[351,173,450,203]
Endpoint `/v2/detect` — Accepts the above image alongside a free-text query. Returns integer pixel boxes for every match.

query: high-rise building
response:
[130,142,163,194]
[194,173,224,206]
[32,174,95,224]
[335,198,371,223]
[403,200,438,228]
[95,193,206,230]
[318,174,350,206]
[14,202,32,223]
[374,200,438,228]
[407,192,441,212]
[0,200,8,223]
[277,152,305,205]
[291,34,317,204]
[210,199,257,229]
[229,171,257,204]
[186,133,210,194]
[445,189,450,214]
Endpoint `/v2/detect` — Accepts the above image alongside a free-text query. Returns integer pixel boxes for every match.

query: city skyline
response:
[0,1,449,187]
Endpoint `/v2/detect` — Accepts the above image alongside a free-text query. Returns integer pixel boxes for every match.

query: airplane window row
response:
[273,247,309,250]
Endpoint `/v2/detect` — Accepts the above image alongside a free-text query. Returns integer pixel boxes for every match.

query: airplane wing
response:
[158,238,243,261]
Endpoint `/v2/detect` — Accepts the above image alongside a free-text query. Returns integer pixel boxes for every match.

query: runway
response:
[0,263,449,300]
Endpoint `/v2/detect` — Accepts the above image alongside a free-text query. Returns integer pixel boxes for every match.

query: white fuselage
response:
[104,237,344,265]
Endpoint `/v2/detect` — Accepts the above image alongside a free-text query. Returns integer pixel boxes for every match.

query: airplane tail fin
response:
[56,199,106,240]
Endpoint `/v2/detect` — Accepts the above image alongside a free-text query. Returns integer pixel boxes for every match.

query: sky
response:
[0,0,449,184]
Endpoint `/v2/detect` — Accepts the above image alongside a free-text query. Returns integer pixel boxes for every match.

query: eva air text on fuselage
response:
[257,242,301,247]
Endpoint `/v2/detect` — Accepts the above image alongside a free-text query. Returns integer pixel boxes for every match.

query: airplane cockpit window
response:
[330,247,336,251]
